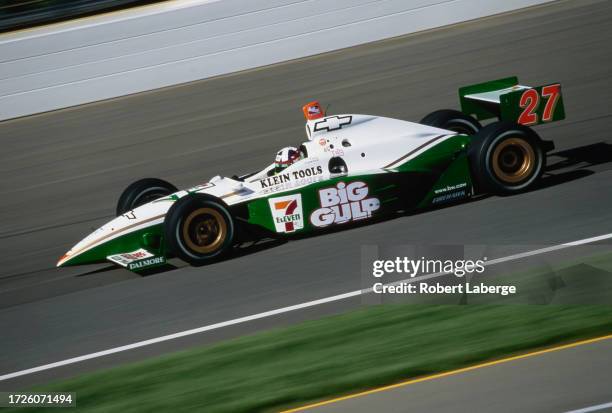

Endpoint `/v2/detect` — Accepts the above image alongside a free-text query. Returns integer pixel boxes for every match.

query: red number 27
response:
[518,84,561,125]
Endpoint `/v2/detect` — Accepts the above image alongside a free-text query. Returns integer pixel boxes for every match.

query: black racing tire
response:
[116,178,178,216]
[469,121,545,195]
[420,109,482,135]
[163,194,235,265]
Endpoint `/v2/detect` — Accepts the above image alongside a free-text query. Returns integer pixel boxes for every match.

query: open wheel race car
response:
[57,76,565,272]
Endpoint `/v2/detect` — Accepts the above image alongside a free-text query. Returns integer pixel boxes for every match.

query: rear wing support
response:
[459,76,565,126]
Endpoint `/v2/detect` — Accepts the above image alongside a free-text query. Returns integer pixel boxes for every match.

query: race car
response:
[57,76,565,272]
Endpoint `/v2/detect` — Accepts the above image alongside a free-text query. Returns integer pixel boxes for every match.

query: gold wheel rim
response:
[182,208,227,254]
[491,137,536,183]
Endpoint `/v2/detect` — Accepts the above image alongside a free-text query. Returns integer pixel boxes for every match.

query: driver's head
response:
[275,146,301,172]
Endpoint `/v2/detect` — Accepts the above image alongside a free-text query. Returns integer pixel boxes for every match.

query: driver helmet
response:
[275,146,301,172]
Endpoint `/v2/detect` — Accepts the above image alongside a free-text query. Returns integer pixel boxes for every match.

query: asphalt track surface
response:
[301,337,612,413]
[0,0,611,401]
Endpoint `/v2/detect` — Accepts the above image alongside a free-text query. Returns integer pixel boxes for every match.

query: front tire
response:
[420,109,481,135]
[117,178,178,216]
[164,194,235,265]
[469,121,545,195]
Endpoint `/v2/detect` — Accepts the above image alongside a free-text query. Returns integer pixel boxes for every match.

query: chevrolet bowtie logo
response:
[314,115,352,132]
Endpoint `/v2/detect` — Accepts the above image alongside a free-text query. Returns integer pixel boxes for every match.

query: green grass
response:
[12,305,612,413]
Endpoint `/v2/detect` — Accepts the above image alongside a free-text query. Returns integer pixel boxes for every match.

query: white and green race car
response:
[57,77,565,272]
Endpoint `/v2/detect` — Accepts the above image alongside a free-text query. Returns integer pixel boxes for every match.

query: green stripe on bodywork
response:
[395,134,471,173]
[395,134,473,208]
[61,224,164,266]
[417,153,472,208]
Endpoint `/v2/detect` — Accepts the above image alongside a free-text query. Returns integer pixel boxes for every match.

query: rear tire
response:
[164,194,234,265]
[420,109,481,135]
[117,178,177,216]
[469,121,545,195]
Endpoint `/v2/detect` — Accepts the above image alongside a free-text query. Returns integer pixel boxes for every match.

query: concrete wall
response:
[0,0,555,121]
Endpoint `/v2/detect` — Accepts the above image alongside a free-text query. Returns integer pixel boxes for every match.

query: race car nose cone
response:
[57,253,71,267]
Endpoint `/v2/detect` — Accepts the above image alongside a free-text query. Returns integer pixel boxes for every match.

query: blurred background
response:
[0,0,162,32]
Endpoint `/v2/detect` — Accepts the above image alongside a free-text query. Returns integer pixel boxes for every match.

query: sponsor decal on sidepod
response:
[310,181,380,227]
[268,194,304,233]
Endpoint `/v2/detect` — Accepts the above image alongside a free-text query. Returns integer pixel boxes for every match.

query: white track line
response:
[1,232,611,382]
[564,401,612,413]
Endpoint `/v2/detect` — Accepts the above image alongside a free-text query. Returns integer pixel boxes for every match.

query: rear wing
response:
[459,76,565,126]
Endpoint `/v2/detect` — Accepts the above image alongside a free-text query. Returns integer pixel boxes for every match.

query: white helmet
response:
[275,146,301,171]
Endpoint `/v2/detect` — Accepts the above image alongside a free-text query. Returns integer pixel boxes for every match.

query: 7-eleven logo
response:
[268,194,304,233]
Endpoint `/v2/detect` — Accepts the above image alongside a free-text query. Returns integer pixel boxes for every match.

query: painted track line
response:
[565,401,612,413]
[281,334,612,412]
[1,232,611,382]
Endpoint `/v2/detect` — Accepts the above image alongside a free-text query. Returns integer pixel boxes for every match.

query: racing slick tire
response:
[116,178,178,216]
[469,121,546,195]
[420,109,482,135]
[163,194,235,265]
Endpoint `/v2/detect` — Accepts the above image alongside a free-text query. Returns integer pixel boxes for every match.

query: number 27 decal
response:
[518,84,561,126]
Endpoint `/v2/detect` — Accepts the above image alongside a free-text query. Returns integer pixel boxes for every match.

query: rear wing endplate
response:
[459,76,565,126]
